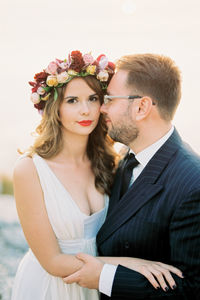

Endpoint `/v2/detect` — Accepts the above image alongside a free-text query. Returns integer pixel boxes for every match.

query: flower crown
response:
[29,50,115,111]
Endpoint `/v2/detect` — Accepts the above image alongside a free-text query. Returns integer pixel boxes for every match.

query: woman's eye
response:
[89,96,99,102]
[67,98,77,104]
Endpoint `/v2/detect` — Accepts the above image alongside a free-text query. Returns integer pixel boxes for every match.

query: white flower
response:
[31,92,40,104]
[59,62,68,69]
[57,71,70,83]
[37,86,46,95]
[98,55,108,70]
[55,59,68,70]
[97,70,109,82]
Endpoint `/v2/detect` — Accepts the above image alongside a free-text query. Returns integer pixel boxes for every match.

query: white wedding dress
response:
[11,154,109,300]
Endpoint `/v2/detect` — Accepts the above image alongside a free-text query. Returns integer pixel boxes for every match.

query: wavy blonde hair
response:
[28,76,117,195]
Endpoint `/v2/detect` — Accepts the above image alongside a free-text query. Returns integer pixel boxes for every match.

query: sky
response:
[1,0,200,176]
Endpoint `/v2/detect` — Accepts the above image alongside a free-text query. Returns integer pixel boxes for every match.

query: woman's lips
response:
[78,120,93,126]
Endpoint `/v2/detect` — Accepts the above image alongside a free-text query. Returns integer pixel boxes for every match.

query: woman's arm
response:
[13,157,83,278]
[99,256,183,291]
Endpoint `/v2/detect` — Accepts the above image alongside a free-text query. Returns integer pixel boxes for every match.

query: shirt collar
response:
[130,126,174,168]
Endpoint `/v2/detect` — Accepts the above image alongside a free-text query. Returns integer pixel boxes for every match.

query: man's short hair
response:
[116,54,181,121]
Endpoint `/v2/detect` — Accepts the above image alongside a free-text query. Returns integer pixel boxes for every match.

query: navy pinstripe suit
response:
[97,129,200,299]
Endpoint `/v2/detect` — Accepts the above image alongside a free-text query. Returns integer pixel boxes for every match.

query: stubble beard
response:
[108,107,139,146]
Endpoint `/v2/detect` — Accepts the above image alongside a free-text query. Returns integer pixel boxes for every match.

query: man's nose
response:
[100,103,107,114]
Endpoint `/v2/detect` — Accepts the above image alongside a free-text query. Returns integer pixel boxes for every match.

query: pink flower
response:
[38,109,44,116]
[46,61,58,75]
[37,86,46,95]
[31,92,40,104]
[83,53,94,65]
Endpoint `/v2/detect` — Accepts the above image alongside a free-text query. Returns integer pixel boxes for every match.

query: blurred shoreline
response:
[0,195,28,299]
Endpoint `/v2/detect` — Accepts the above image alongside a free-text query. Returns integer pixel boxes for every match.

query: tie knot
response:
[126,153,139,169]
[120,152,139,197]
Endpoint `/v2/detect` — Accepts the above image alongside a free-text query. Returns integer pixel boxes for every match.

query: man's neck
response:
[129,123,172,154]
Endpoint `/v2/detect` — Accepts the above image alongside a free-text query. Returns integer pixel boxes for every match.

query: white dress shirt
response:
[99,126,174,296]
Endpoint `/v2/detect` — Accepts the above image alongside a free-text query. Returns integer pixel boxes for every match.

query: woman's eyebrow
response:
[89,93,98,97]
[64,93,98,99]
[63,96,78,99]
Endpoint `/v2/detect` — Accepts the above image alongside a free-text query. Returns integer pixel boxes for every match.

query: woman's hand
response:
[99,256,183,292]
[122,257,183,291]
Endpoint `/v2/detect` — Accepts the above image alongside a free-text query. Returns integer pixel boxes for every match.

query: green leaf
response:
[43,86,52,92]
[57,83,64,88]
[101,82,107,90]
[79,72,90,77]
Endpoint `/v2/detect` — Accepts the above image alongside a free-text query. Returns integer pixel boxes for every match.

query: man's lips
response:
[105,119,111,124]
[78,120,93,126]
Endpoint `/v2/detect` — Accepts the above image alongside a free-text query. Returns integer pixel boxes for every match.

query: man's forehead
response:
[113,69,128,81]
[107,70,130,94]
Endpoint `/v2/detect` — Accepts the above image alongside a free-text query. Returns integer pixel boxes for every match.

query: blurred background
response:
[0,0,200,298]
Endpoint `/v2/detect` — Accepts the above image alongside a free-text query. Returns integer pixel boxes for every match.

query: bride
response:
[12,50,182,300]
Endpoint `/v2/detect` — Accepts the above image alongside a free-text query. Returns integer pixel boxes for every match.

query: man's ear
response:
[135,97,154,121]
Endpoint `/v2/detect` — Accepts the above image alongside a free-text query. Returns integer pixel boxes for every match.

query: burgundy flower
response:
[34,101,46,110]
[34,71,48,83]
[70,51,85,72]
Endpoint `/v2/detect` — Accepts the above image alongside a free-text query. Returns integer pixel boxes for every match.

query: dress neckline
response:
[34,154,107,218]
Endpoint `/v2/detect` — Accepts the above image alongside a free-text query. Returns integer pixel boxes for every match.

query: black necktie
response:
[120,153,139,197]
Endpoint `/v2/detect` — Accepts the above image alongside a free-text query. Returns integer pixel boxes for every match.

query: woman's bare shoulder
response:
[13,155,36,180]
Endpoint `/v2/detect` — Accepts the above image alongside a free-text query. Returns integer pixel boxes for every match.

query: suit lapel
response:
[97,128,182,245]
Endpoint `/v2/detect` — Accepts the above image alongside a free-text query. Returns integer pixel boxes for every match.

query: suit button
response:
[125,241,130,249]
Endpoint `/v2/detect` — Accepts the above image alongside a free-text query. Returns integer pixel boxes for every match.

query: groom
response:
[64,54,200,299]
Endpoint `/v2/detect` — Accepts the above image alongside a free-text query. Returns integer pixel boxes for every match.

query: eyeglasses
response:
[103,95,156,105]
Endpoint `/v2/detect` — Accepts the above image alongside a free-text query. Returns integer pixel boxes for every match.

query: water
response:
[0,195,28,299]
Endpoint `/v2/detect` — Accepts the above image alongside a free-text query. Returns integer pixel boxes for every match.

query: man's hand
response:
[63,253,104,289]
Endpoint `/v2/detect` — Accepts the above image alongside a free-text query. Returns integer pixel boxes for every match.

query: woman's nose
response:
[80,101,90,115]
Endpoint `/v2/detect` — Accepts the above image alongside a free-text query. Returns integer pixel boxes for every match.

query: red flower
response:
[34,71,48,83]
[32,86,37,93]
[28,81,36,87]
[96,54,106,62]
[29,82,41,93]
[34,101,46,110]
[70,50,85,72]
[108,62,115,71]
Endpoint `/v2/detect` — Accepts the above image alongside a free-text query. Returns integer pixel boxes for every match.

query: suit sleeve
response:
[111,189,200,299]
